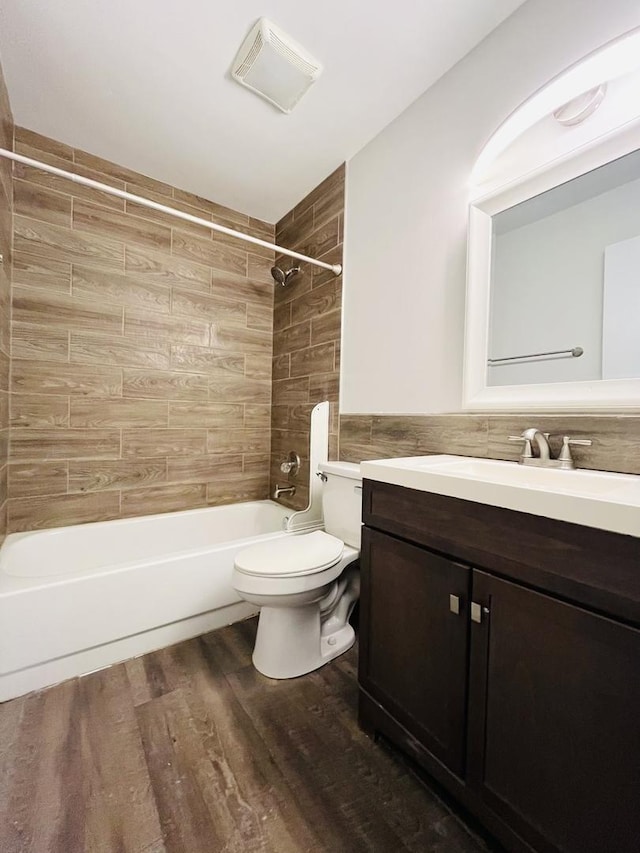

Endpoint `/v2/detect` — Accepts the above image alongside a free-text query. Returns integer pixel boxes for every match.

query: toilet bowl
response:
[232,461,362,679]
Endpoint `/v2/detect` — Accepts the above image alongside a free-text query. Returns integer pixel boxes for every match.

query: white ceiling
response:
[0,0,526,222]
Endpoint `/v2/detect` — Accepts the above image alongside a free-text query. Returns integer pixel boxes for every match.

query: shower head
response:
[271,265,300,286]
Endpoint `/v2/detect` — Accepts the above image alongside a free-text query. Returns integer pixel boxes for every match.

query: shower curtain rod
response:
[0,148,342,276]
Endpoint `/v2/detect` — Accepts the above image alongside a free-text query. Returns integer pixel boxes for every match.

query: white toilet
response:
[232,461,362,679]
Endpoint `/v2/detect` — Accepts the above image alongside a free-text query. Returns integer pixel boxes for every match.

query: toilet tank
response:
[318,461,362,549]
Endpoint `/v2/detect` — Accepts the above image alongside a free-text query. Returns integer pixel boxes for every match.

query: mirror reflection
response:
[488,147,640,386]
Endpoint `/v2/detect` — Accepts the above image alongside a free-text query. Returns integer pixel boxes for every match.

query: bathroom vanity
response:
[357,457,640,853]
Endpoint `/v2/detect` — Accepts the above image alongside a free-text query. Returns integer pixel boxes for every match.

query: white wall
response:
[341,0,640,414]
[489,175,640,386]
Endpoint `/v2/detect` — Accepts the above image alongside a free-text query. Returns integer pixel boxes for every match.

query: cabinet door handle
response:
[449,594,460,615]
[471,602,490,623]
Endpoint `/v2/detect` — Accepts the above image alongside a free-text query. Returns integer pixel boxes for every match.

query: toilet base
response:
[252,603,355,680]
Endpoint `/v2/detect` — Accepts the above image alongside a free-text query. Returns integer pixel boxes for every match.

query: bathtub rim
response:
[0,500,294,592]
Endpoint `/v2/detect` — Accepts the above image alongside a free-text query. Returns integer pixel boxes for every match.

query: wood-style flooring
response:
[0,619,489,853]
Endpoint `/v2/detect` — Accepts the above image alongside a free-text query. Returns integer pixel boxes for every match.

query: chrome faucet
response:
[522,428,551,461]
[508,430,592,469]
[274,484,296,499]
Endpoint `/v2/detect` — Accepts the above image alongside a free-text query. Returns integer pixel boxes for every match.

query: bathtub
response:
[0,500,291,702]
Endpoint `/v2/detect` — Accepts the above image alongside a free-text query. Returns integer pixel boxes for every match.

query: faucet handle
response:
[557,435,592,468]
[508,435,533,459]
[562,436,592,446]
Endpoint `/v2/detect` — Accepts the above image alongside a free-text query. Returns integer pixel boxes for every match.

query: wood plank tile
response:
[72,265,171,313]
[243,453,271,475]
[311,308,341,345]
[291,279,341,325]
[121,483,207,517]
[167,454,243,484]
[171,288,247,325]
[210,273,272,305]
[70,331,170,369]
[15,126,74,160]
[247,253,274,285]
[273,321,311,356]
[208,377,271,403]
[8,462,68,498]
[11,394,69,428]
[13,179,72,227]
[73,199,171,252]
[173,188,249,225]
[11,360,122,397]
[170,345,244,374]
[487,414,640,476]
[245,353,272,380]
[246,300,273,331]
[207,429,270,455]
[126,198,212,239]
[70,398,168,428]
[125,307,210,346]
[207,473,269,505]
[272,377,310,405]
[244,404,271,429]
[168,401,244,428]
[13,160,126,211]
[273,300,292,332]
[122,428,206,458]
[210,323,271,354]
[11,428,121,461]
[13,286,123,334]
[308,372,339,402]
[172,230,247,277]
[12,251,71,293]
[125,244,211,292]
[7,491,120,531]
[15,214,125,270]
[74,148,172,197]
[290,342,335,378]
[11,323,69,362]
[122,368,209,401]
[69,459,167,493]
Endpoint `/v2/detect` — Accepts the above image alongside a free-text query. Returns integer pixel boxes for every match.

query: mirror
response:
[463,27,640,411]
[488,146,640,387]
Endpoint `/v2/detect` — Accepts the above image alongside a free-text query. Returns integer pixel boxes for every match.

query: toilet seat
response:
[234,530,344,578]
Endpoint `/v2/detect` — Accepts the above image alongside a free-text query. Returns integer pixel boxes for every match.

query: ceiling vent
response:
[231,18,323,114]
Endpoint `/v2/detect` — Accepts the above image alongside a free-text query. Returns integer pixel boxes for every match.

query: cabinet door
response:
[468,570,640,853]
[359,527,470,777]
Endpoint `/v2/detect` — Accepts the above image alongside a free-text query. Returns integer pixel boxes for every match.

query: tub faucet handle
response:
[279,451,300,476]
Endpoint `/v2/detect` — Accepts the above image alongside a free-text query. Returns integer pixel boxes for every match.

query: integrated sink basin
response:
[360,455,640,538]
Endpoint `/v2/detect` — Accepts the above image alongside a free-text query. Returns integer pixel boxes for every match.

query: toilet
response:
[232,461,362,679]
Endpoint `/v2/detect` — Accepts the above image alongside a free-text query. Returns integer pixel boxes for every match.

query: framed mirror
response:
[463,28,640,411]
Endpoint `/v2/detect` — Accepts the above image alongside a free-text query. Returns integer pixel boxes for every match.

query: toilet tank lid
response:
[318,461,362,481]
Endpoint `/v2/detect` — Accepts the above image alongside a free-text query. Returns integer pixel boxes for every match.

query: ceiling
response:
[0,0,526,222]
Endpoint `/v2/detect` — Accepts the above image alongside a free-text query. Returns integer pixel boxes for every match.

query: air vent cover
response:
[231,18,323,113]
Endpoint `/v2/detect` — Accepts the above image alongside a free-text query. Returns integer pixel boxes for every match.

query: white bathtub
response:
[0,500,290,702]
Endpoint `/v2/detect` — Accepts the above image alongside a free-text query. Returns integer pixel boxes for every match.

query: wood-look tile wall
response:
[8,127,275,532]
[340,413,640,476]
[270,165,344,509]
[0,65,13,542]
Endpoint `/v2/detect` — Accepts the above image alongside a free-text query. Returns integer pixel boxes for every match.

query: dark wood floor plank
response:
[0,679,85,853]
[0,617,487,853]
[79,664,166,853]
[136,688,234,853]
[227,660,412,853]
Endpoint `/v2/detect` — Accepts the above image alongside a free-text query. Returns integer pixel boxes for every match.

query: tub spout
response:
[274,484,296,499]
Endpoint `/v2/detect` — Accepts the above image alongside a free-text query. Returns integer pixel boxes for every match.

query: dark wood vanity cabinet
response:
[359,480,640,853]
[359,528,470,776]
